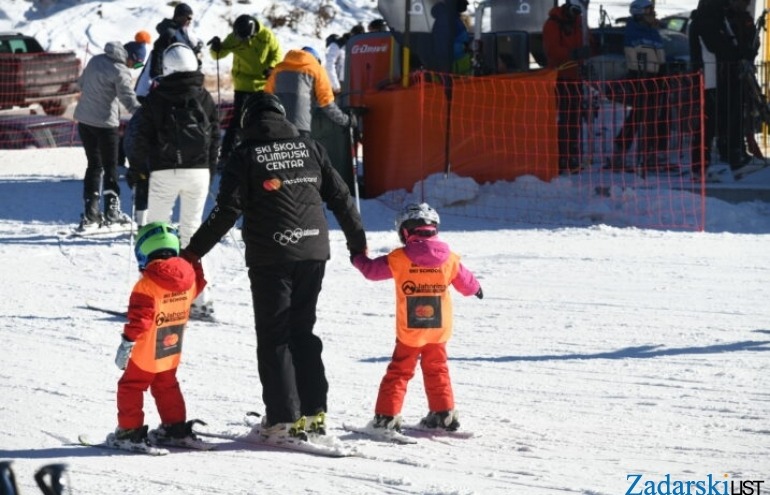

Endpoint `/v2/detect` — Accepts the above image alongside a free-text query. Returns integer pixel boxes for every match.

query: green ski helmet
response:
[134,222,180,270]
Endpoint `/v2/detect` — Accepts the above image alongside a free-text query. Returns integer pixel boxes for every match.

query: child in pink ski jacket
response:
[352,203,483,433]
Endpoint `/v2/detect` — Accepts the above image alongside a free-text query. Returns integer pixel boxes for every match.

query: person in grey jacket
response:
[73,41,144,230]
[264,47,350,137]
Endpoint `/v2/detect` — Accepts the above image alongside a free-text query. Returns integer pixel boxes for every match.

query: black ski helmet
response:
[234,15,258,40]
[240,91,286,128]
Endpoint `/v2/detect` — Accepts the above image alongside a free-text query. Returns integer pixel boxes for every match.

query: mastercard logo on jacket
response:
[414,304,435,318]
[263,178,282,191]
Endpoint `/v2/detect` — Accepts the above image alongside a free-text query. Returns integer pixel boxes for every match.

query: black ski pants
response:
[78,122,121,201]
[248,260,329,424]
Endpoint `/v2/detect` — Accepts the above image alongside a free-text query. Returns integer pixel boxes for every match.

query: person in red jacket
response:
[108,221,206,450]
[543,0,591,174]
[352,203,483,435]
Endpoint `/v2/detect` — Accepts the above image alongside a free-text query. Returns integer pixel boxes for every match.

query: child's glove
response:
[475,286,484,299]
[115,336,135,370]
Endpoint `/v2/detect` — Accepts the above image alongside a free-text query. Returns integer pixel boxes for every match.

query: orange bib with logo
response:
[129,278,196,373]
[387,248,460,347]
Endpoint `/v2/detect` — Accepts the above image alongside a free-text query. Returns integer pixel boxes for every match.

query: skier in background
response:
[135,2,202,98]
[352,203,483,435]
[265,47,351,136]
[73,41,144,231]
[208,14,282,163]
[430,0,472,74]
[543,0,593,174]
[110,222,206,450]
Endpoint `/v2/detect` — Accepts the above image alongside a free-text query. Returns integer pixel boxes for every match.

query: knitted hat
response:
[124,41,147,63]
[174,3,193,19]
[134,30,152,44]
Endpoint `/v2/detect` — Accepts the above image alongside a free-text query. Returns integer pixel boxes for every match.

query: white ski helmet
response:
[629,0,653,16]
[395,203,440,243]
[162,43,198,75]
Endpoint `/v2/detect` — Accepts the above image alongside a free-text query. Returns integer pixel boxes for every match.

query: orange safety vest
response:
[129,278,197,373]
[387,248,460,347]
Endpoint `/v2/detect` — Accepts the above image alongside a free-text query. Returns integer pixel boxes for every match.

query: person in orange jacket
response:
[352,203,483,435]
[108,222,206,450]
[265,46,350,137]
[543,0,593,174]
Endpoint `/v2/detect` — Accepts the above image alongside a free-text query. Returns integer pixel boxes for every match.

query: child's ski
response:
[77,434,169,456]
[341,422,417,445]
[401,423,475,439]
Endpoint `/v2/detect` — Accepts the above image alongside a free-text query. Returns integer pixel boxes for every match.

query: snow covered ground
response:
[0,148,768,495]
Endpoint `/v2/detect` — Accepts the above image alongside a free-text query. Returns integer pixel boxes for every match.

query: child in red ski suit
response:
[111,221,206,448]
[352,203,482,432]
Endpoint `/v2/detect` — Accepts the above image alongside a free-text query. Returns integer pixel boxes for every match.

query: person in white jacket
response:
[324,34,345,94]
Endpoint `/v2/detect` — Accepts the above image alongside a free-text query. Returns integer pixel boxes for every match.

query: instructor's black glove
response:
[207,36,222,52]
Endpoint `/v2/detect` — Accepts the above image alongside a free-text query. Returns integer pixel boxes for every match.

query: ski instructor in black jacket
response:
[181,91,367,441]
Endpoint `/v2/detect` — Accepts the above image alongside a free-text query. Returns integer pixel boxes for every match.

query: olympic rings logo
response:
[273,228,305,245]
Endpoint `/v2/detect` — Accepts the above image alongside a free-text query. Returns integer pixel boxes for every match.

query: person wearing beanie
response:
[265,47,350,137]
[72,41,143,231]
[123,41,147,68]
[208,14,282,163]
[135,30,152,44]
[368,18,388,32]
[139,2,202,87]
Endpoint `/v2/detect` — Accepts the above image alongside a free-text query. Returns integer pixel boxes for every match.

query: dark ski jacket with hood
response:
[130,71,219,175]
[185,109,366,266]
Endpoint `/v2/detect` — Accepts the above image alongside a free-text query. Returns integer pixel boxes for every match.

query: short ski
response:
[341,423,417,445]
[83,302,127,318]
[194,429,356,458]
[147,434,217,451]
[77,434,169,456]
[147,421,217,451]
[402,423,475,439]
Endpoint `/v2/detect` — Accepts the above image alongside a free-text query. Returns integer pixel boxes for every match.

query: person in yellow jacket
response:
[352,203,483,435]
[209,14,282,160]
[265,46,351,137]
[108,222,207,450]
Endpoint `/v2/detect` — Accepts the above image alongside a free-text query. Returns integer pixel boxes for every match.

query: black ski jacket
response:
[130,71,220,175]
[186,111,366,266]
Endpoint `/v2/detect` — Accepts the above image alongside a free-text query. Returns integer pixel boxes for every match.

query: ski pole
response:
[348,109,362,213]
[127,186,136,293]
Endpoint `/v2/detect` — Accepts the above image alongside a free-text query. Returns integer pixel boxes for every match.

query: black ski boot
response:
[77,197,102,231]
[103,191,131,225]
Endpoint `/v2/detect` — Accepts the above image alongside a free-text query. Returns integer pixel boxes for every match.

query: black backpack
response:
[163,93,212,167]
